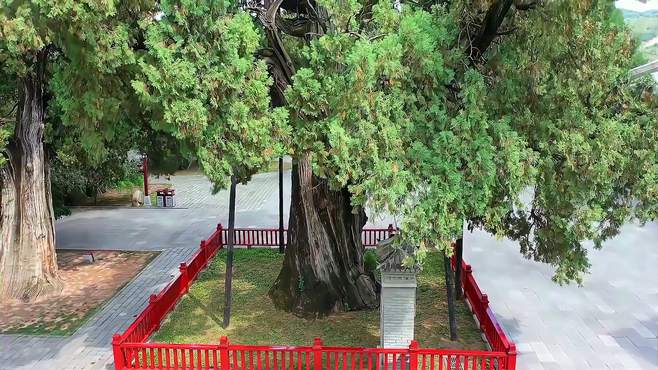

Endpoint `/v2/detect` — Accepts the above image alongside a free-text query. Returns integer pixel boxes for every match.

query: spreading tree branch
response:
[470,0,514,62]
[469,0,541,62]
[0,103,18,123]
[277,16,316,38]
[251,0,297,107]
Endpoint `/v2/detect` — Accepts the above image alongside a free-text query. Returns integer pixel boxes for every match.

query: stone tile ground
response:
[465,222,658,369]
[1,169,656,369]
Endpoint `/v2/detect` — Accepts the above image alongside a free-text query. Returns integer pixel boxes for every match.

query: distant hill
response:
[622,9,658,60]
[621,9,658,19]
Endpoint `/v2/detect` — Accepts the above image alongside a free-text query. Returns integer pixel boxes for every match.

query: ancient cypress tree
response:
[133,0,657,318]
[0,1,153,300]
[257,0,657,316]
[2,0,656,315]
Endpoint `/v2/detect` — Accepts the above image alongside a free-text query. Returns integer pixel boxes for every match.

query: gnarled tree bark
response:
[0,49,61,301]
[256,0,377,317]
[269,154,378,318]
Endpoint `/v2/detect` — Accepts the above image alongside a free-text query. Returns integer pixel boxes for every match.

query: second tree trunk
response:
[0,50,61,301]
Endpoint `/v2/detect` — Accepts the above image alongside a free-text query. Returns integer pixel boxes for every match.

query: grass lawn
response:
[154,249,486,350]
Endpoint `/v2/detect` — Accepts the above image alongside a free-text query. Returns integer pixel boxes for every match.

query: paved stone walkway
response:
[465,222,658,369]
[3,169,656,369]
[55,170,294,251]
[169,170,279,210]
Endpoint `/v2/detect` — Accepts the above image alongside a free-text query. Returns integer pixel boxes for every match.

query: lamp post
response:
[223,175,237,328]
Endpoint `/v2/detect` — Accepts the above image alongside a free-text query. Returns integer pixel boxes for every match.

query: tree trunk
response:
[0,49,62,301]
[223,175,237,328]
[471,0,514,61]
[269,153,378,318]
[455,238,463,300]
[444,253,458,341]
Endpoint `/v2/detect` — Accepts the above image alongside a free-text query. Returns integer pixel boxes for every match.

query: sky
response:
[615,0,658,11]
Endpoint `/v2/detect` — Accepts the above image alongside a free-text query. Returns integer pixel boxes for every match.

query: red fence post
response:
[220,336,230,370]
[507,343,517,370]
[149,294,161,331]
[112,334,125,370]
[200,240,208,267]
[480,294,489,335]
[179,262,189,294]
[409,340,419,370]
[313,338,323,370]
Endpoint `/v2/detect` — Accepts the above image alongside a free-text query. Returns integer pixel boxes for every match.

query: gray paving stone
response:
[465,221,658,370]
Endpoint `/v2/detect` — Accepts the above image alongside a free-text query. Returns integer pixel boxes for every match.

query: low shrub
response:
[363,250,378,275]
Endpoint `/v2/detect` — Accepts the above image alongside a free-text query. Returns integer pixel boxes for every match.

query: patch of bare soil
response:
[0,250,158,335]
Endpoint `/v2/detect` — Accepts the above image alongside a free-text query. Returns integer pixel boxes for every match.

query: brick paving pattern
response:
[169,171,274,211]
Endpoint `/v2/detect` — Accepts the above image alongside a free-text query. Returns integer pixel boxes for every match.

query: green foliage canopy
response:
[0,0,198,218]
[277,0,657,283]
[280,1,535,266]
[482,2,658,282]
[0,0,151,162]
[132,1,289,187]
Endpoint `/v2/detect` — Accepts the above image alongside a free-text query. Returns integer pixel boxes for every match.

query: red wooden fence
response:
[116,337,510,370]
[223,225,397,247]
[451,249,517,369]
[113,226,517,370]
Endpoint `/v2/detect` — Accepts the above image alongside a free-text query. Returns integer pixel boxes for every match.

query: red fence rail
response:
[223,225,397,247]
[116,337,509,370]
[451,248,517,369]
[113,226,517,370]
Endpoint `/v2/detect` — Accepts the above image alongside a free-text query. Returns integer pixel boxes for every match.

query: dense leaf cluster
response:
[131,1,289,187]
[280,0,657,282]
[481,2,658,282]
